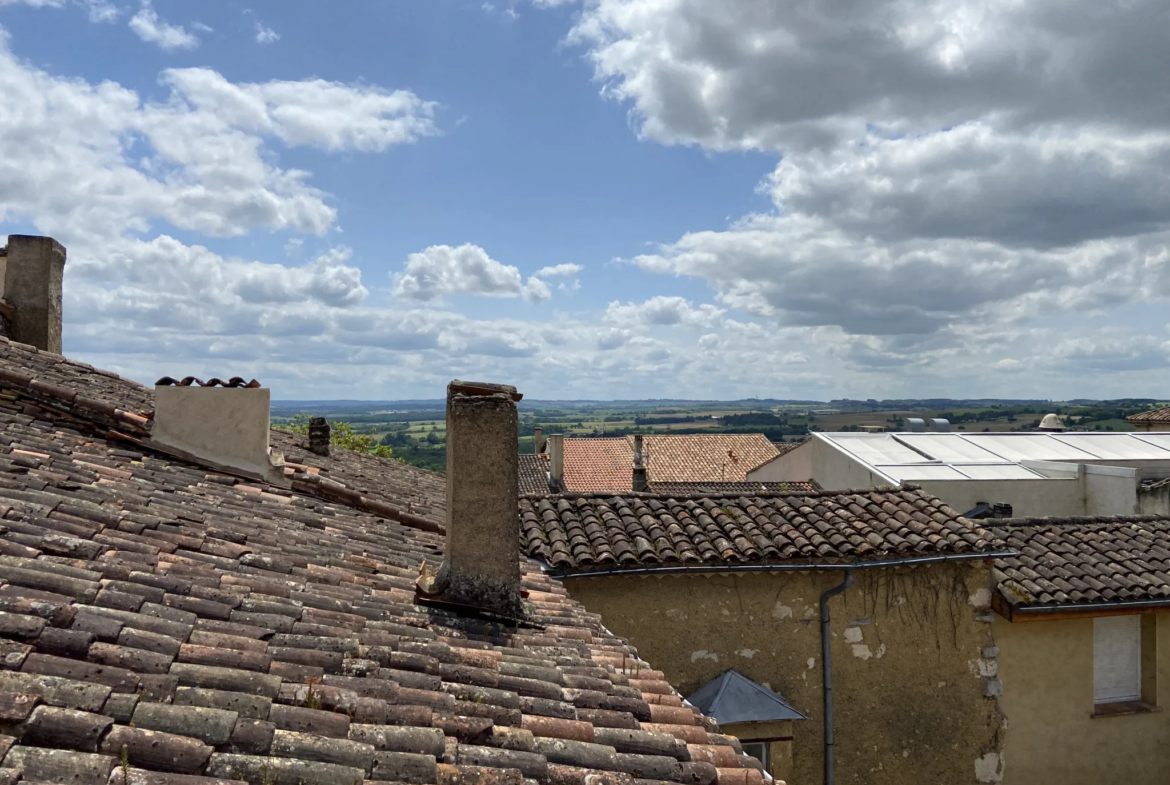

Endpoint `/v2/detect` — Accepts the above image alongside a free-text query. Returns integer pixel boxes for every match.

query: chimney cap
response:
[450,379,523,402]
[156,376,261,388]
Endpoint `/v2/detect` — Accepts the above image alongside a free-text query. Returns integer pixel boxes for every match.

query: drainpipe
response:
[820,570,853,785]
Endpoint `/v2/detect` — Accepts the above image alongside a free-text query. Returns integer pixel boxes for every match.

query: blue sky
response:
[2,0,1169,400]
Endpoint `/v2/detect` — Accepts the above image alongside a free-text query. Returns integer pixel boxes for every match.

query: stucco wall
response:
[565,563,1003,785]
[995,613,1170,785]
[1138,481,1170,515]
[916,478,1085,518]
[750,439,890,489]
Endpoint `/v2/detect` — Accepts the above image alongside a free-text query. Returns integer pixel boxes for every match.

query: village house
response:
[520,433,784,495]
[990,515,1170,785]
[0,236,765,785]
[519,488,1010,785]
[749,431,1170,517]
[1127,406,1170,432]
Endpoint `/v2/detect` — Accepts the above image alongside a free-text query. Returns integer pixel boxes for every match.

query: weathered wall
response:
[916,477,1085,518]
[750,439,890,489]
[995,613,1170,785]
[723,719,795,784]
[565,563,1003,785]
[1139,480,1170,515]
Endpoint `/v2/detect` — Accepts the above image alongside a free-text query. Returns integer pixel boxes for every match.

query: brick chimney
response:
[420,380,524,618]
[2,235,66,353]
[151,377,286,483]
[632,434,648,492]
[308,417,331,456]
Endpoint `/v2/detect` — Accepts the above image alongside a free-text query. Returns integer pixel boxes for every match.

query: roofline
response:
[539,549,1014,579]
[519,484,913,502]
[993,592,1170,622]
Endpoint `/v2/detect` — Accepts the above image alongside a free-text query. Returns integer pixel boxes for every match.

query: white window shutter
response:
[1094,615,1141,704]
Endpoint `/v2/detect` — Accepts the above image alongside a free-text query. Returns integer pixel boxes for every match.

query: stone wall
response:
[564,561,1003,785]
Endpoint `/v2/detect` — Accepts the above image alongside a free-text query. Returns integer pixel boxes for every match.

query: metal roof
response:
[818,431,1170,482]
[687,670,807,724]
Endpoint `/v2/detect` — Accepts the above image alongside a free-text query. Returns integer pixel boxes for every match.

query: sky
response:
[1,0,1169,401]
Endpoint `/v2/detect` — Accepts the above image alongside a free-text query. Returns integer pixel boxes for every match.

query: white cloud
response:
[544,0,1170,384]
[0,0,117,21]
[255,22,279,44]
[534,263,583,277]
[392,244,552,304]
[606,296,724,329]
[0,31,437,244]
[129,1,199,51]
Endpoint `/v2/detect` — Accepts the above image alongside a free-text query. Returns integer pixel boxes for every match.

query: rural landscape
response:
[272,397,1167,472]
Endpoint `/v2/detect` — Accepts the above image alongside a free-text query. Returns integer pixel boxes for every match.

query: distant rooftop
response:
[790,431,1170,484]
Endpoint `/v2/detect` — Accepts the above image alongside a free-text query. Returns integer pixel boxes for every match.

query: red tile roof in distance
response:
[0,335,766,785]
[558,436,780,494]
[1127,406,1170,423]
[521,489,1000,573]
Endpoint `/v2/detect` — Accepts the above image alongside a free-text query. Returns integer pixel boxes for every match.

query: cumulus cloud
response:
[606,296,723,329]
[392,244,552,303]
[547,0,1170,384]
[129,2,199,51]
[0,32,437,244]
[0,0,117,21]
[534,263,582,277]
[255,22,279,45]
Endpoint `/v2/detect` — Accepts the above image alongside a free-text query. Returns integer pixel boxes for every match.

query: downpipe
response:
[820,570,853,785]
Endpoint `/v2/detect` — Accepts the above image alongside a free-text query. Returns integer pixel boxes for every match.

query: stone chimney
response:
[151,377,286,483]
[632,434,649,492]
[2,235,66,353]
[420,380,524,618]
[308,417,331,456]
[533,426,544,453]
[547,434,564,486]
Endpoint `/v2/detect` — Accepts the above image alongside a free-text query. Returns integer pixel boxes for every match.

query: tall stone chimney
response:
[2,235,66,353]
[547,434,564,486]
[533,426,544,453]
[632,434,649,492]
[422,380,524,618]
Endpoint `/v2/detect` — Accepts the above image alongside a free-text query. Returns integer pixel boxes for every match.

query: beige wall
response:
[995,613,1170,785]
[566,563,1003,785]
[750,438,892,488]
[723,720,795,783]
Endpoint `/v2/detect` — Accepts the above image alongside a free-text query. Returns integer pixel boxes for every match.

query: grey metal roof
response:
[686,669,807,724]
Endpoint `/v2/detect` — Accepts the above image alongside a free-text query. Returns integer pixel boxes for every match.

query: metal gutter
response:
[819,570,852,785]
[1013,598,1170,615]
[543,550,1016,579]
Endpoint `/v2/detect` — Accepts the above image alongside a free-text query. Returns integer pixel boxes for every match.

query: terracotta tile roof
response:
[1127,406,1170,423]
[520,488,1000,573]
[990,516,1170,610]
[556,436,780,494]
[518,454,550,495]
[647,481,818,495]
[638,436,778,484]
[0,336,761,785]
[563,439,632,493]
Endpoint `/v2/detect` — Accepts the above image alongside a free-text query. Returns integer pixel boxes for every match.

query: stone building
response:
[519,490,1009,784]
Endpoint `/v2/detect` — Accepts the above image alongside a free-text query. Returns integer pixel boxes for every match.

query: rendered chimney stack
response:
[533,426,544,453]
[439,379,524,616]
[151,377,286,483]
[632,433,649,492]
[308,417,331,456]
[2,235,66,353]
[547,434,564,484]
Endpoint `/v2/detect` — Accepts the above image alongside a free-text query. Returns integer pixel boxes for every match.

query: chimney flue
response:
[632,434,648,492]
[421,380,524,618]
[2,235,65,353]
[533,426,544,453]
[308,417,331,456]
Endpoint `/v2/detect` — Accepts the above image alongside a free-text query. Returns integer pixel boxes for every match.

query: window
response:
[1094,615,1141,704]
[740,741,769,772]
